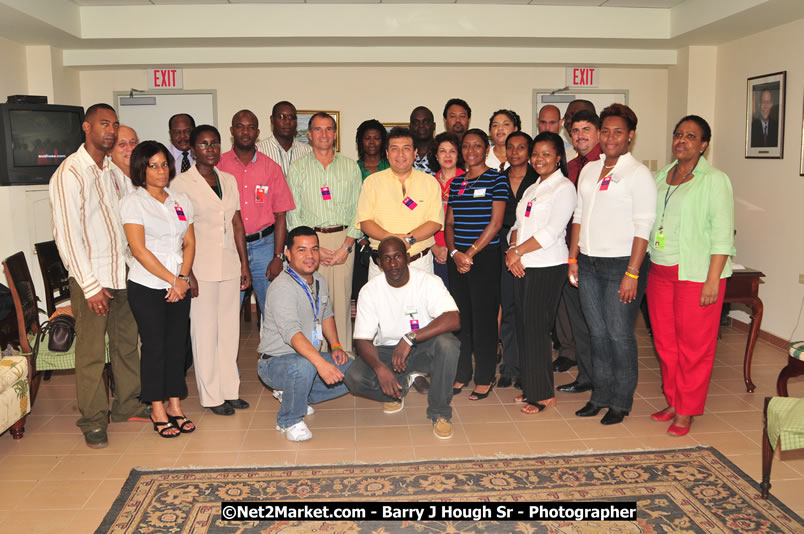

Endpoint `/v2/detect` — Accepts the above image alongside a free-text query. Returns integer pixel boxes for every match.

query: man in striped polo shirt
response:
[286,112,362,353]
[49,103,147,449]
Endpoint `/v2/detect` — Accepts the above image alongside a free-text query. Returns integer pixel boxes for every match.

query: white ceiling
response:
[3,0,803,68]
[69,0,686,5]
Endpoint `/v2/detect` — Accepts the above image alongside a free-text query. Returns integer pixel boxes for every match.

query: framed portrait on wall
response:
[296,110,341,152]
[382,122,407,133]
[745,71,786,158]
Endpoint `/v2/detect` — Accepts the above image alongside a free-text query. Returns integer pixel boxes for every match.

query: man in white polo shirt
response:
[344,237,460,439]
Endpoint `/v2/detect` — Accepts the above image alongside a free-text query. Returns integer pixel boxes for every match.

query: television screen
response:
[9,109,83,168]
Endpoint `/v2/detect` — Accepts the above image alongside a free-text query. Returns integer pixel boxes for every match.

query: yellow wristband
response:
[624,271,639,279]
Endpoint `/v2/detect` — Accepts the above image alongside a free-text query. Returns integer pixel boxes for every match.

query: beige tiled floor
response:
[1,319,802,533]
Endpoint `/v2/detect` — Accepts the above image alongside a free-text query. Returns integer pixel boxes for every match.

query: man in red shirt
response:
[555,109,601,392]
[217,109,295,315]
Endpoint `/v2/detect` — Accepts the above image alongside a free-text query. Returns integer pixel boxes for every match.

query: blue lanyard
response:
[286,267,319,319]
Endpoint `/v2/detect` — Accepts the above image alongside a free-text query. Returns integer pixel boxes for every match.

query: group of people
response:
[48,95,734,449]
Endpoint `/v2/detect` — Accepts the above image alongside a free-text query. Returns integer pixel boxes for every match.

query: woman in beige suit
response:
[171,125,252,416]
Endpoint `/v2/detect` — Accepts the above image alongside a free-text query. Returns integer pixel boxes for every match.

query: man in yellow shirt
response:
[356,127,443,281]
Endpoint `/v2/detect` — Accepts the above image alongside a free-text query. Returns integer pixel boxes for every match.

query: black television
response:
[0,103,85,186]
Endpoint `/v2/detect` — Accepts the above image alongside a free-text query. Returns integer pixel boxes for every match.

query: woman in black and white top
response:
[505,132,576,414]
[568,103,657,425]
[121,141,196,438]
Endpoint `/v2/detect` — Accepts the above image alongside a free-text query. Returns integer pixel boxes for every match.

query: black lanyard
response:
[658,163,695,232]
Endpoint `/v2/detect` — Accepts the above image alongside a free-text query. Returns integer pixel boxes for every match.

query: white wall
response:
[714,17,804,339]
[80,65,669,165]
[0,36,27,99]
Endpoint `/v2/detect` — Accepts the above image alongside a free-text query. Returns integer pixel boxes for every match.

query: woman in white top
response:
[486,109,521,172]
[121,141,196,438]
[505,132,576,414]
[568,104,657,425]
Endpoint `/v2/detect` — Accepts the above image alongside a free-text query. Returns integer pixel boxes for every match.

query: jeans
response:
[577,253,649,413]
[241,231,275,316]
[499,260,519,381]
[344,333,460,422]
[257,351,352,429]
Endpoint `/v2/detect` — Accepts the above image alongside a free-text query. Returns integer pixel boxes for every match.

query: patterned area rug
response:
[96,446,802,533]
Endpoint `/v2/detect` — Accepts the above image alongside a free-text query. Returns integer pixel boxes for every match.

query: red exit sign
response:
[147,68,183,89]
[566,67,599,88]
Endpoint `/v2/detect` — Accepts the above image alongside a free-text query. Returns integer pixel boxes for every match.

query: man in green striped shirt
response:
[286,112,362,353]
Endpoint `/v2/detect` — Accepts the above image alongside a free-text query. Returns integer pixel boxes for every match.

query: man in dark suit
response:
[751,89,778,147]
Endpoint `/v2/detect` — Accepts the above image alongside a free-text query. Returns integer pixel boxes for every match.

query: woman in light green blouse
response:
[646,115,735,437]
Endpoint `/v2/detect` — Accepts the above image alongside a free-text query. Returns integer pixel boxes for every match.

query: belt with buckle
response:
[371,247,431,265]
[245,225,274,243]
[314,225,347,234]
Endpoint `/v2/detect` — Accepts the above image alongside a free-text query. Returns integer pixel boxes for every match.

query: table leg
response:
[743,297,763,393]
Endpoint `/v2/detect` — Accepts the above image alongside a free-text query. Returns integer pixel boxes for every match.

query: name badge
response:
[654,231,666,250]
[312,322,323,348]
[599,176,612,191]
[410,319,420,331]
[255,185,268,203]
[525,202,532,217]
[174,205,187,221]
[473,188,486,198]
[321,186,332,200]
[458,181,468,195]
[403,196,418,210]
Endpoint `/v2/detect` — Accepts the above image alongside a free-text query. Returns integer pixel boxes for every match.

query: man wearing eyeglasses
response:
[256,101,312,178]
[167,113,196,175]
[218,109,295,316]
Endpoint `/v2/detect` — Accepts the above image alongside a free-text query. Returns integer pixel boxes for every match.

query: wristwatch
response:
[450,249,458,258]
[274,254,284,261]
[177,274,190,283]
[405,235,417,246]
[345,244,353,253]
[404,331,417,346]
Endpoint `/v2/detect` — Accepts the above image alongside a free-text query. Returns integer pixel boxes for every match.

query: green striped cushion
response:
[790,340,804,360]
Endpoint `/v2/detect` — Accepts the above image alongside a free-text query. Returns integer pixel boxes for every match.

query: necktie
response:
[578,155,587,169]
[181,151,190,173]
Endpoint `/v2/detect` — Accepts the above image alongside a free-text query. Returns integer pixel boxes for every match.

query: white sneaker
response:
[272,390,315,415]
[276,420,312,441]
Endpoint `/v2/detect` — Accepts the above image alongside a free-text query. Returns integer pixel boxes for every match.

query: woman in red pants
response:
[647,115,735,436]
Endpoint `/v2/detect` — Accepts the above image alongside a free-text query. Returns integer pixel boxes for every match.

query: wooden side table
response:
[724,268,765,392]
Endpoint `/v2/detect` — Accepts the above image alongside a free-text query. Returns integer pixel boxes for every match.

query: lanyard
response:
[286,267,319,319]
[658,163,694,232]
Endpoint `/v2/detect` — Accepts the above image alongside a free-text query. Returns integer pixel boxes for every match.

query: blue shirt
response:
[448,169,508,247]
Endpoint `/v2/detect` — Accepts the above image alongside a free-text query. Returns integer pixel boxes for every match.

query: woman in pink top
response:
[430,132,465,285]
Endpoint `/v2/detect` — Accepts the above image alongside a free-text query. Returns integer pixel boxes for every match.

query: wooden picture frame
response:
[296,110,341,152]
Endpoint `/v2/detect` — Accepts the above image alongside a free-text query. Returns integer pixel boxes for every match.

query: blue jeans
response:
[257,351,352,428]
[241,231,275,316]
[577,253,649,413]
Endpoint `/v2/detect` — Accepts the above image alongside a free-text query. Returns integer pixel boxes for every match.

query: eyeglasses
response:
[275,113,297,121]
[196,141,220,150]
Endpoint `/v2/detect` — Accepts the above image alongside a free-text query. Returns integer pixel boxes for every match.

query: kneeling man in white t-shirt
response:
[345,237,460,439]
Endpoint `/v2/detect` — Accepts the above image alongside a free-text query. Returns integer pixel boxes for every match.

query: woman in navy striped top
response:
[445,129,509,401]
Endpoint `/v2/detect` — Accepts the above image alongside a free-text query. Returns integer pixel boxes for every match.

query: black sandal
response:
[468,381,495,401]
[167,414,196,434]
[151,417,180,438]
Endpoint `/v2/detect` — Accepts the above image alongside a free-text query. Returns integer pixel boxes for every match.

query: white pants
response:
[190,278,241,407]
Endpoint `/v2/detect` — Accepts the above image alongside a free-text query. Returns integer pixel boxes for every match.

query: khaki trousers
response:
[70,278,142,432]
[190,278,241,407]
[316,229,354,353]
